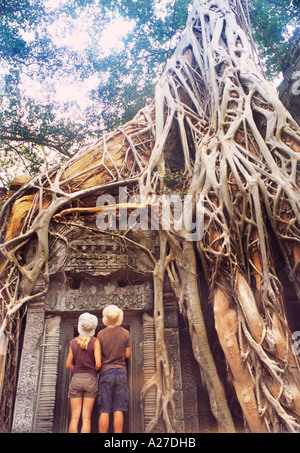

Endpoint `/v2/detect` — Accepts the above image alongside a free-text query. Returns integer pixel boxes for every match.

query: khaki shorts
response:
[68,373,98,399]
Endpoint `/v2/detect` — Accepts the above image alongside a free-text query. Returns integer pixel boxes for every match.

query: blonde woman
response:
[66,312,101,433]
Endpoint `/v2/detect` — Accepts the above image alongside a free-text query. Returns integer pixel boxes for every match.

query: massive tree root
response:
[1,0,300,432]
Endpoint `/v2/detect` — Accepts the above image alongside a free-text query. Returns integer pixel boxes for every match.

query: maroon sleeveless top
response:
[70,337,97,376]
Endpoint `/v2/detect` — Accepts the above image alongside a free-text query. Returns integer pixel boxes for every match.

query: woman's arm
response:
[66,346,74,372]
[94,338,101,371]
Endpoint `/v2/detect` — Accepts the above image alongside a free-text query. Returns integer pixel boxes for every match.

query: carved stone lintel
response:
[45,280,153,312]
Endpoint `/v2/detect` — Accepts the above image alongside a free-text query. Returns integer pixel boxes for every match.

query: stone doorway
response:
[10,230,158,433]
[53,312,143,433]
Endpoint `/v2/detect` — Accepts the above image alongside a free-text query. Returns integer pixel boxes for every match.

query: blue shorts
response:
[98,368,129,413]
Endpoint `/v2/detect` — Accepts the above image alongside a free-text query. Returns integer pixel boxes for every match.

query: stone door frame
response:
[52,311,144,433]
[11,302,149,433]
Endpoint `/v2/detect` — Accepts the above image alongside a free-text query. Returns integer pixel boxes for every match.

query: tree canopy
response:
[0,0,299,186]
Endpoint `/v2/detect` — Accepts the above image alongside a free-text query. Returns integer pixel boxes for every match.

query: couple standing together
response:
[65,305,131,433]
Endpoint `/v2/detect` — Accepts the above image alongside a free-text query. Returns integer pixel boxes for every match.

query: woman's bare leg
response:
[69,398,82,433]
[81,397,95,433]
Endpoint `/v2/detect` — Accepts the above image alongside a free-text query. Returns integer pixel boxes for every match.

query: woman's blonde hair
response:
[76,334,91,350]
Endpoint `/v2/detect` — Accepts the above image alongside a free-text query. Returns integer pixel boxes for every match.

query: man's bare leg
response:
[99,413,109,433]
[113,411,123,433]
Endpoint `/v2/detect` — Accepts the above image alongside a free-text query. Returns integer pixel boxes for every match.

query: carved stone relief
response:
[44,223,156,313]
[47,222,159,278]
[45,279,153,312]
[65,239,135,276]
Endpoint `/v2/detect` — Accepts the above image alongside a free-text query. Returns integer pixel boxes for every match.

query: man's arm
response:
[125,347,131,359]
